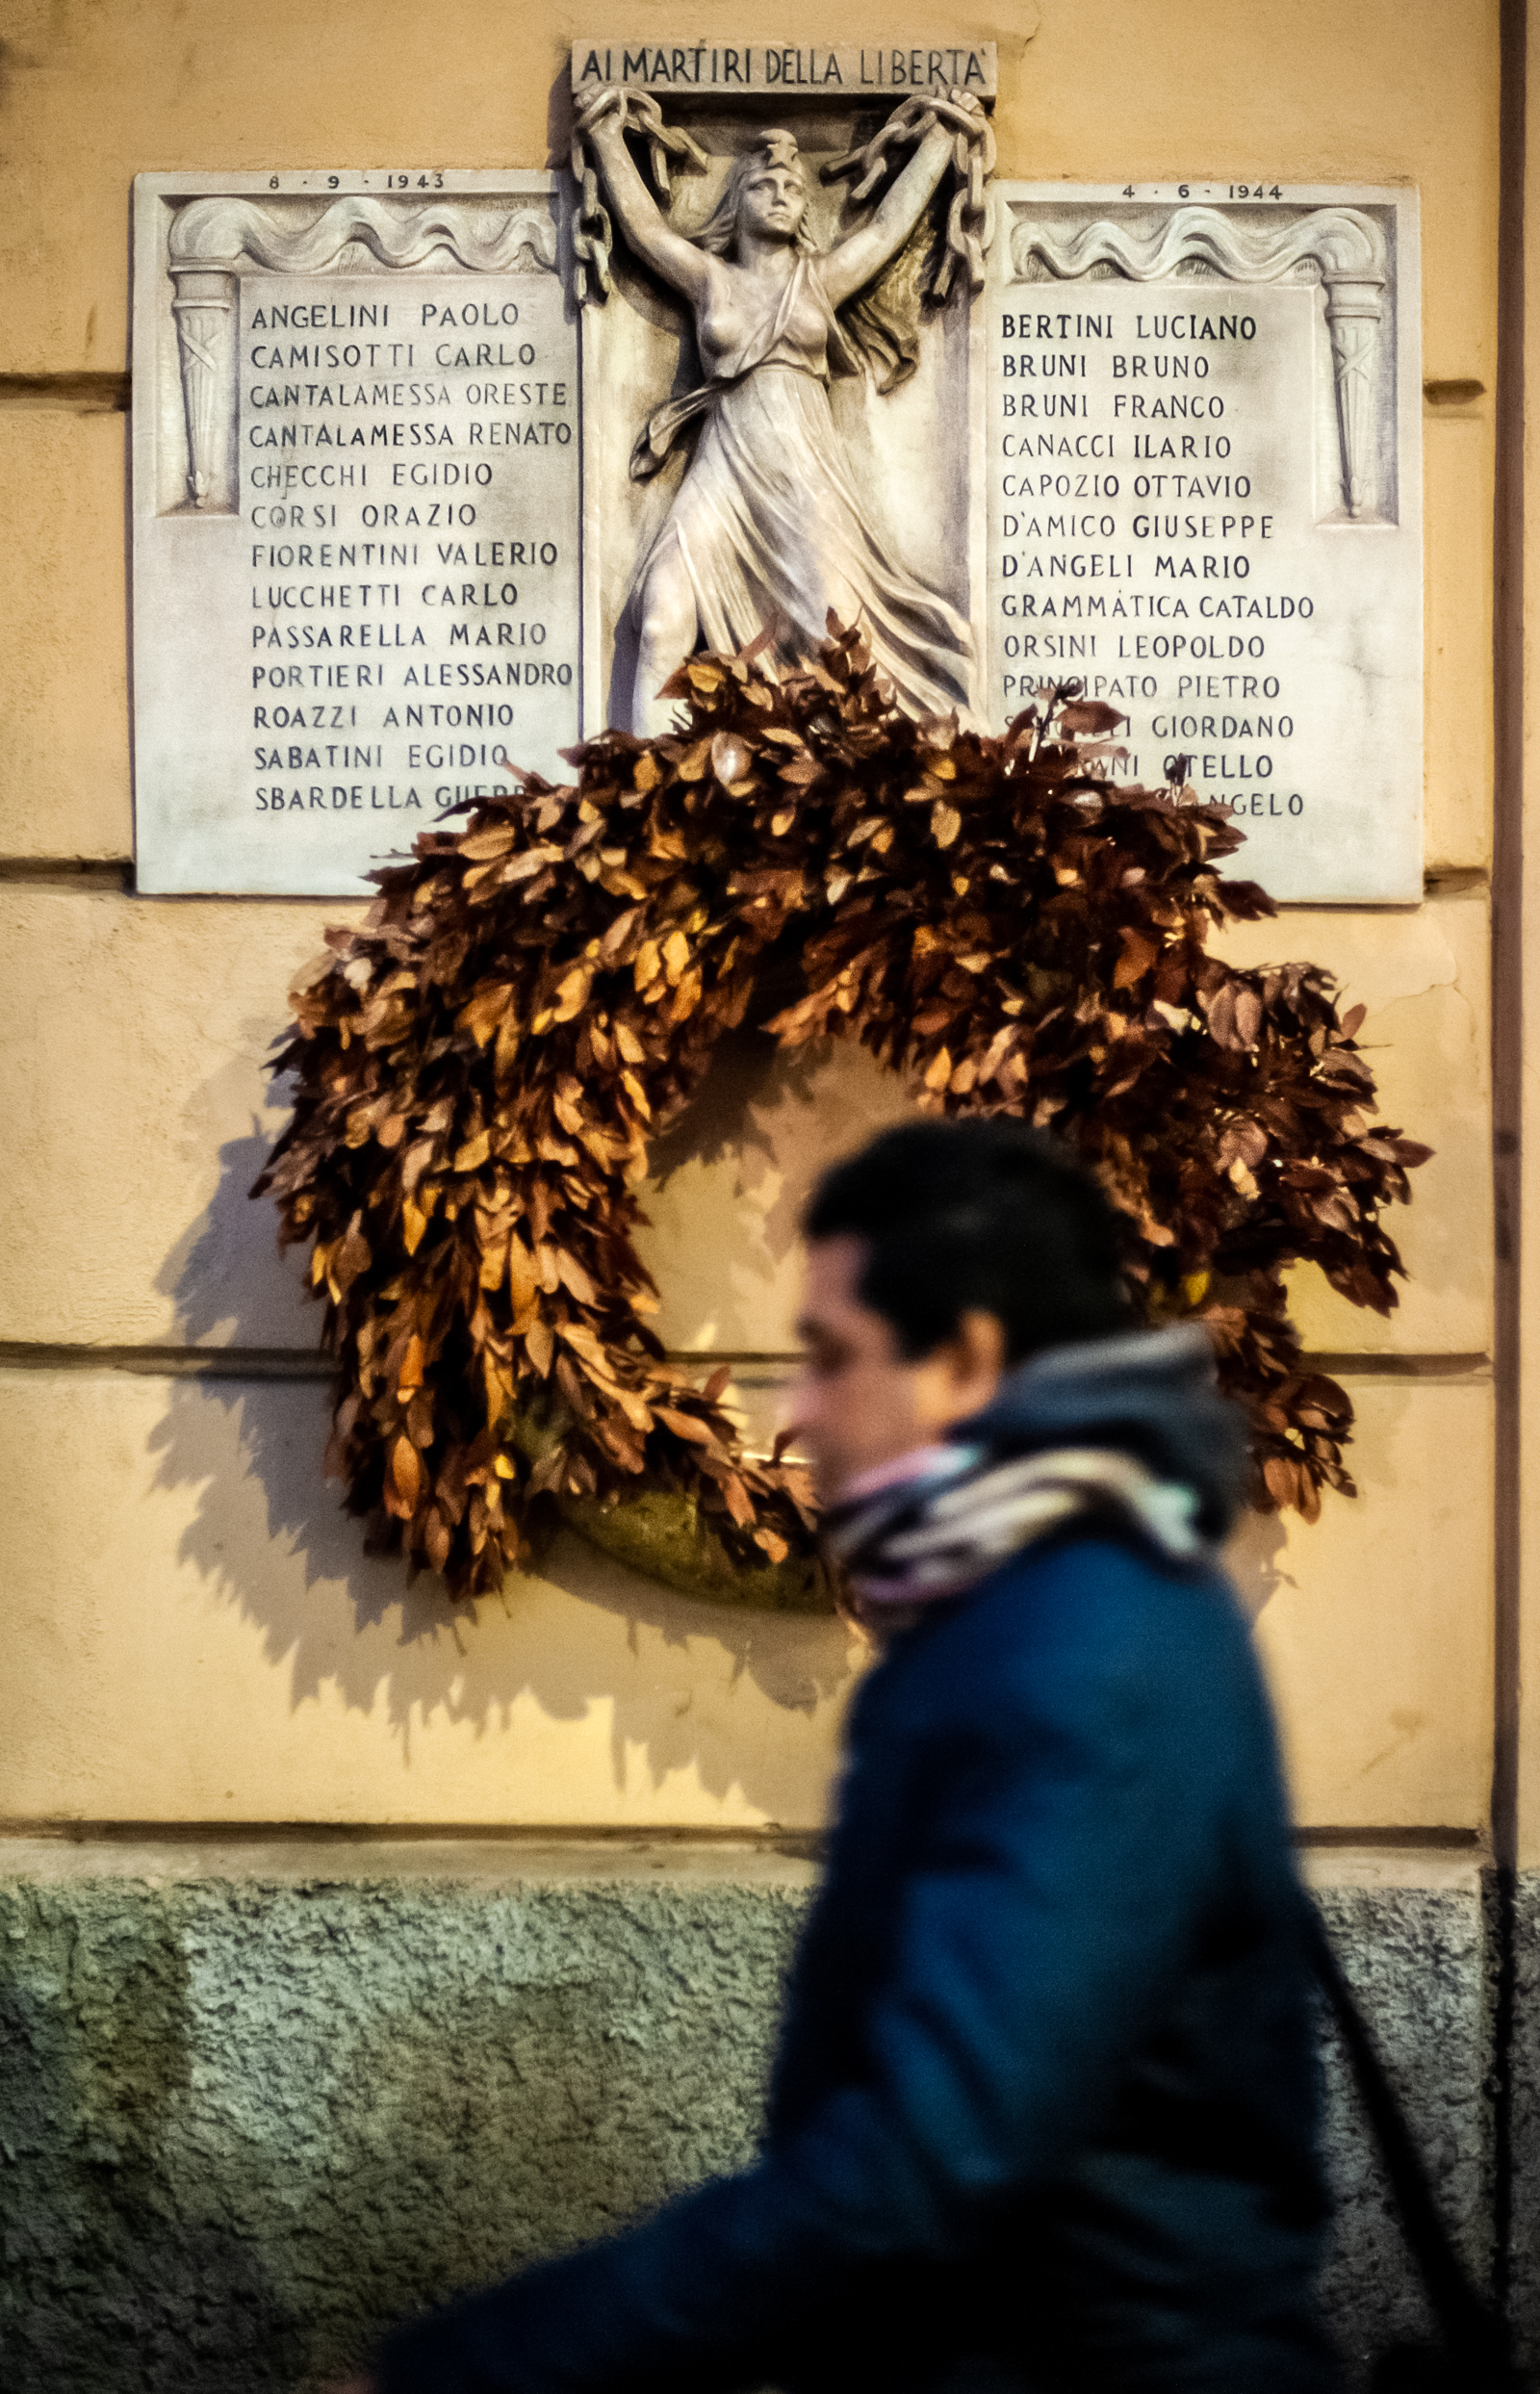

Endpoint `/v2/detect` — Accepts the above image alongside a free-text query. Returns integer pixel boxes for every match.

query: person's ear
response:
[911,1308,1008,1436]
[951,1308,1008,1405]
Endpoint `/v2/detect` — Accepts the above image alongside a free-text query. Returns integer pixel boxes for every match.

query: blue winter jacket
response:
[378,1344,1339,2394]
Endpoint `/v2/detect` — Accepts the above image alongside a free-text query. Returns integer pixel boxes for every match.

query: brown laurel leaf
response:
[712,732,753,785]
[612,1385,655,1433]
[392,1434,422,1509]
[401,1192,433,1255]
[397,1334,424,1398]
[721,1474,757,1528]
[333,1213,372,1296]
[600,906,644,961]
[501,844,564,885]
[425,1506,453,1571]
[1219,1117,1269,1171]
[507,1236,539,1313]
[555,1248,598,1305]
[1262,1454,1300,1510]
[1207,982,1240,1048]
[459,822,516,860]
[552,964,593,1022]
[1114,927,1159,989]
[657,1406,717,1448]
[1058,700,1126,737]
[457,981,517,1048]
[479,1225,511,1290]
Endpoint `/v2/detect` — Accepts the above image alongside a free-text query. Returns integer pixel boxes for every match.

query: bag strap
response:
[1301,1899,1512,2368]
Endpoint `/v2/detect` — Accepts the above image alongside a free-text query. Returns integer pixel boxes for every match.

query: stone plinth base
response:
[0,1839,1497,2391]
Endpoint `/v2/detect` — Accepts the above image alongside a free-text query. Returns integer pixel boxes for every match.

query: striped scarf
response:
[824,1440,1213,1636]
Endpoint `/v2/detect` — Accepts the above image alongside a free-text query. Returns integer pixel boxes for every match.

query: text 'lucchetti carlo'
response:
[236,274,579,828]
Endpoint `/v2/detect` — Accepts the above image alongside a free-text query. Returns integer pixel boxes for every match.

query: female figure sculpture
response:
[576,87,982,734]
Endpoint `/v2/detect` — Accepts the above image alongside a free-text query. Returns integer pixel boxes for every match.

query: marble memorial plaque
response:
[132,171,580,896]
[988,185,1423,903]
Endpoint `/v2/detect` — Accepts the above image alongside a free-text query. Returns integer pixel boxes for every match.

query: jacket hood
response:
[950,1323,1249,1543]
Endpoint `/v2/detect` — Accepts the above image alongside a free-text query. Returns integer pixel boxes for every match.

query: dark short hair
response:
[803,1120,1133,1363]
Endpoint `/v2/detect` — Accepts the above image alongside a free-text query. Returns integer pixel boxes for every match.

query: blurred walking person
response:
[352,1119,1339,2394]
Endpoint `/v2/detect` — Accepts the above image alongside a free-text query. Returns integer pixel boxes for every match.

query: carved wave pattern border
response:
[168,194,559,275]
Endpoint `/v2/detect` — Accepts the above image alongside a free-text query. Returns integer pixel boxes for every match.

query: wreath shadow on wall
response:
[253,622,1429,1613]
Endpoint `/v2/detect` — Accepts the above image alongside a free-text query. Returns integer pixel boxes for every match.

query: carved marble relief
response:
[568,86,993,731]
[566,64,996,738]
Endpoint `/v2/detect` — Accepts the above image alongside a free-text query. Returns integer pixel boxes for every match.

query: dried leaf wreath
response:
[253,621,1430,1610]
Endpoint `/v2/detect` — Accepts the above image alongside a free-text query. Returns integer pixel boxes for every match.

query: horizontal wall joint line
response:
[0,1343,334,1379]
[1295,1824,1485,1848]
[0,1819,826,1850]
[0,860,134,890]
[0,1344,1493,1382]
[0,371,129,412]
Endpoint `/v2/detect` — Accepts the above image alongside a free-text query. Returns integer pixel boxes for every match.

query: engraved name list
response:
[988,184,1423,903]
[133,171,579,896]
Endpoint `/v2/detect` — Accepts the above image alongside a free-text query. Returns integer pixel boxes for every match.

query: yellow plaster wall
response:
[0,413,132,861]
[0,1370,861,1828]
[0,0,1502,1834]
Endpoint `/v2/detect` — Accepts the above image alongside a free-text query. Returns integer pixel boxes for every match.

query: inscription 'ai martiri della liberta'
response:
[571,40,997,95]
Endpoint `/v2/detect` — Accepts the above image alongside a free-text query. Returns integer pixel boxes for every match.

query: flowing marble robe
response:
[628,255,976,721]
